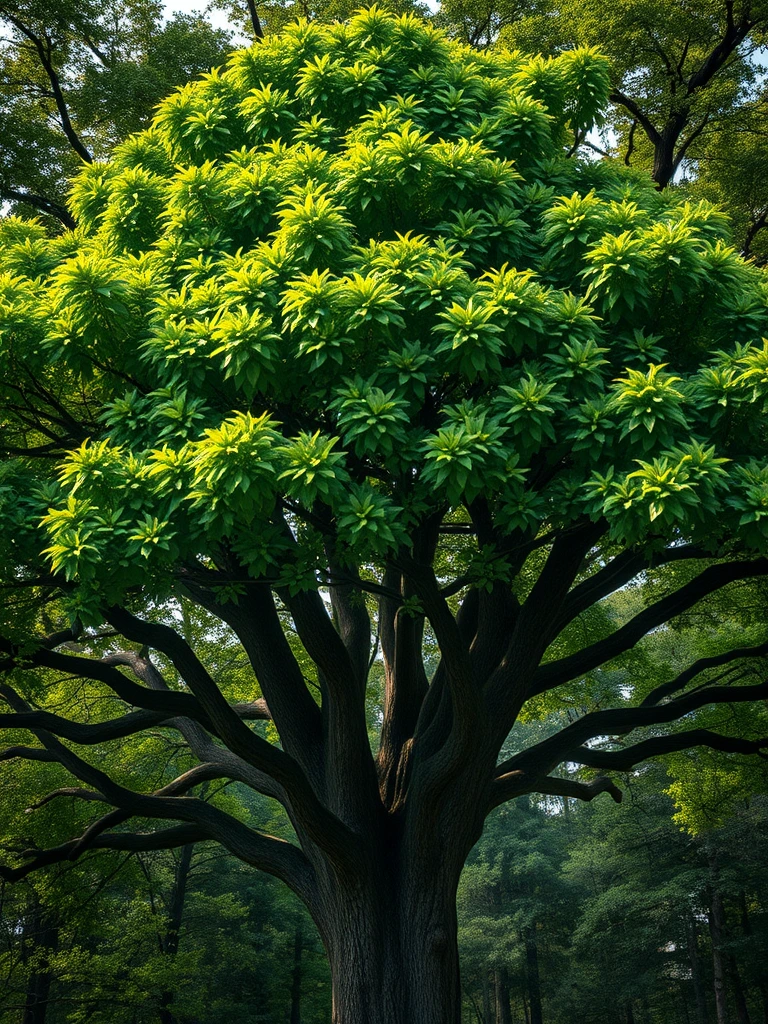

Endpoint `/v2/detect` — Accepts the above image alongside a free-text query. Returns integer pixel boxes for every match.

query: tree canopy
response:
[1,9,768,1021]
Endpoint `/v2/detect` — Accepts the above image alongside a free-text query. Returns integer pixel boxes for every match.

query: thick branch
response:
[244,0,264,38]
[104,608,358,865]
[569,730,768,771]
[0,825,210,882]
[498,678,768,783]
[609,89,662,146]
[641,638,768,706]
[532,559,768,695]
[488,770,623,809]
[0,10,92,163]
[0,185,76,228]
[178,579,323,774]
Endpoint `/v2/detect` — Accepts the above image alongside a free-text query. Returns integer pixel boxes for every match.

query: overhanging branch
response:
[532,559,768,695]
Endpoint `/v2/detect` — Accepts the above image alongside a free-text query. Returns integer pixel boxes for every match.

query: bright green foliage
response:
[1,10,768,630]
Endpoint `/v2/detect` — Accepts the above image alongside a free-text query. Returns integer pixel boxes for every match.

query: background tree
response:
[3,10,768,1023]
[0,0,232,227]
[436,0,768,259]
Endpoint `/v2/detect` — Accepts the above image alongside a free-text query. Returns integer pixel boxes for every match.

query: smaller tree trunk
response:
[729,955,752,1024]
[22,906,58,1024]
[687,912,710,1024]
[159,843,194,1024]
[708,853,730,1024]
[525,927,543,1024]
[290,924,303,1024]
[494,967,512,1024]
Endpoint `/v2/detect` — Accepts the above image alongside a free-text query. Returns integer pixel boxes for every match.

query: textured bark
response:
[323,879,463,1024]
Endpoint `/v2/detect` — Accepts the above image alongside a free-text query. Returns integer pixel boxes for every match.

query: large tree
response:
[2,10,768,1022]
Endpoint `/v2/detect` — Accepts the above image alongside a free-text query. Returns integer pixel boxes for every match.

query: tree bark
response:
[319,871,463,1024]
[495,967,511,1024]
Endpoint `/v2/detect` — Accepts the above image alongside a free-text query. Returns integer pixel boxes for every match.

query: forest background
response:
[1,2,768,1023]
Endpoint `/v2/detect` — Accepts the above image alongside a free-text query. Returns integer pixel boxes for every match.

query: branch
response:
[685,9,755,96]
[0,185,76,228]
[498,677,768,782]
[489,770,623,809]
[244,0,264,38]
[0,707,184,745]
[569,730,768,770]
[609,89,662,146]
[532,559,768,695]
[25,787,107,811]
[641,639,768,706]
[0,825,211,882]
[178,578,323,772]
[485,521,606,731]
[0,10,92,163]
[104,608,359,866]
[101,650,287,809]
[2,642,216,722]
[0,745,58,763]
[0,716,320,902]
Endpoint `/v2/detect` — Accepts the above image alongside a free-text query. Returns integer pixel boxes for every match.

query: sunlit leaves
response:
[331,378,410,459]
[210,306,280,396]
[610,364,688,451]
[434,297,503,380]
[277,431,348,506]
[187,412,279,533]
[5,5,768,613]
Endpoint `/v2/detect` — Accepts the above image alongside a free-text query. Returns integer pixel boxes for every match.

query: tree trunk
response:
[708,856,730,1024]
[320,878,463,1024]
[495,967,512,1024]
[739,890,768,1024]
[626,1002,636,1024]
[687,912,710,1024]
[290,924,303,1024]
[483,972,493,1024]
[729,955,752,1024]
[22,907,58,1024]
[159,843,194,1024]
[525,927,543,1024]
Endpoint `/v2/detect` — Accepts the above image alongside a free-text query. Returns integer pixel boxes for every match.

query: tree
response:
[3,9,768,1022]
[0,0,232,227]
[437,1,768,256]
